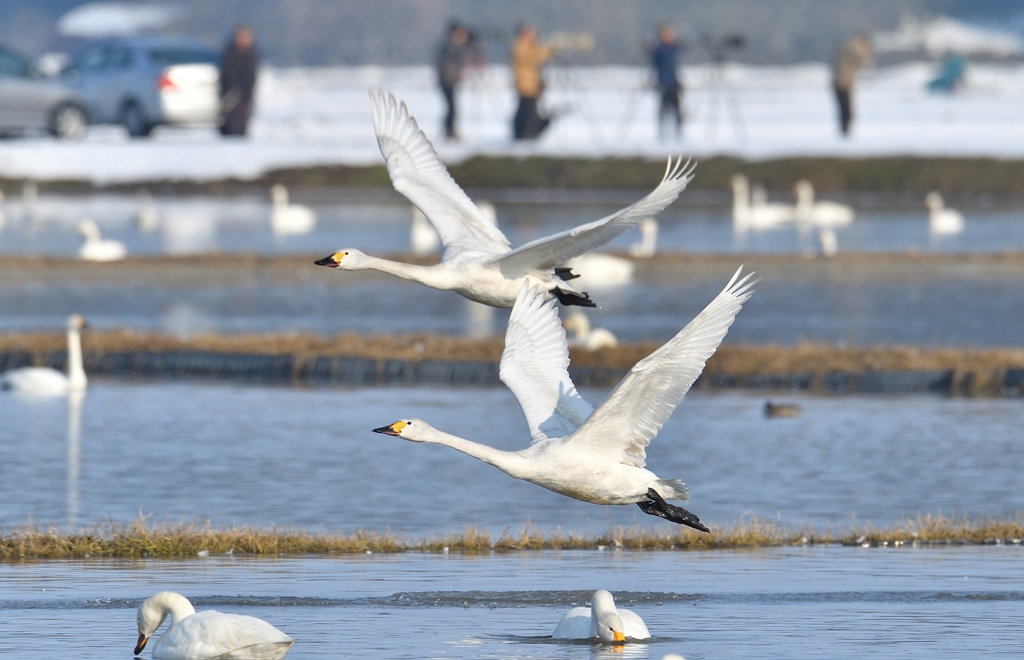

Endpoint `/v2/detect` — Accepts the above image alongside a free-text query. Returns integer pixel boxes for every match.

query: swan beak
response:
[134,632,149,654]
[373,421,407,436]
[613,631,625,643]
[314,252,342,267]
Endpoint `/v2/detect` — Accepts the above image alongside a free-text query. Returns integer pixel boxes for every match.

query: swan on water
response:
[134,591,294,660]
[317,90,696,308]
[731,174,794,230]
[563,310,618,349]
[270,183,316,235]
[628,217,659,257]
[373,267,756,531]
[0,314,87,396]
[925,191,964,236]
[793,179,854,227]
[136,189,159,233]
[76,218,127,262]
[552,590,651,643]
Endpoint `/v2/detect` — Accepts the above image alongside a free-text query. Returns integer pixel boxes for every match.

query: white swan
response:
[563,310,618,349]
[793,179,854,227]
[270,183,316,235]
[316,90,696,308]
[76,218,127,262]
[925,191,964,236]
[732,174,794,230]
[818,227,838,257]
[566,252,635,288]
[1,314,87,396]
[411,200,496,256]
[136,189,159,233]
[553,590,651,643]
[629,217,659,257]
[374,267,756,530]
[135,591,294,660]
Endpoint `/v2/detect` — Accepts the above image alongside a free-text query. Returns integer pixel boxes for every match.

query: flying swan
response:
[374,267,757,531]
[134,591,294,660]
[316,89,696,308]
[0,314,87,396]
[552,590,651,643]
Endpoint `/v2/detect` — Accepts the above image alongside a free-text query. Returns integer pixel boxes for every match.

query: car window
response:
[72,46,109,71]
[148,48,217,66]
[0,49,30,77]
[107,46,133,69]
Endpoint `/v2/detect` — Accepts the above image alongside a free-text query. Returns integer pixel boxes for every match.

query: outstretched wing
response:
[565,267,757,467]
[500,282,595,444]
[369,89,510,256]
[489,157,696,277]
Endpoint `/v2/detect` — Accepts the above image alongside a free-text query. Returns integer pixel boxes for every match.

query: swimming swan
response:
[563,310,618,349]
[0,314,87,396]
[135,591,294,660]
[553,590,651,642]
[374,267,756,531]
[731,174,794,230]
[317,90,696,308]
[270,183,316,235]
[76,218,127,262]
[793,179,854,227]
[628,217,659,257]
[925,191,964,236]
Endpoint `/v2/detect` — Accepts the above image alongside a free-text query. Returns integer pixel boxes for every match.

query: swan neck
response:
[66,326,87,391]
[425,428,529,478]
[162,593,197,624]
[364,256,449,289]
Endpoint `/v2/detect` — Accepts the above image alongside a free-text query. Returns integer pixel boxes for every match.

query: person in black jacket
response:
[219,25,258,137]
[436,21,472,140]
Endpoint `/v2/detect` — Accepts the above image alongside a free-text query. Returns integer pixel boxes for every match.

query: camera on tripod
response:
[703,33,746,62]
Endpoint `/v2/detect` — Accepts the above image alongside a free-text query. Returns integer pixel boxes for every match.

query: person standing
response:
[436,22,472,140]
[219,24,258,137]
[510,23,556,140]
[831,33,871,137]
[650,23,684,139]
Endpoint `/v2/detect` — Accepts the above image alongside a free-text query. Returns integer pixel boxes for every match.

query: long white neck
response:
[360,255,453,290]
[420,427,532,480]
[66,325,87,392]
[731,178,750,214]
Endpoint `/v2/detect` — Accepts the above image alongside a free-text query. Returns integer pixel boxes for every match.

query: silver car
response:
[63,35,220,138]
[0,44,89,139]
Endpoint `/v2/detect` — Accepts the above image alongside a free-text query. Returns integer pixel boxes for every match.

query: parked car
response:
[62,35,220,137]
[0,44,89,139]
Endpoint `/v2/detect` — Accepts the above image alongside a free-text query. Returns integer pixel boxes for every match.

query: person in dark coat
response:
[436,21,472,140]
[650,23,683,139]
[219,25,258,137]
[831,33,871,137]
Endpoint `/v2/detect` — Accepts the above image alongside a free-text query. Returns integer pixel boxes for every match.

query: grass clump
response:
[2,513,1021,562]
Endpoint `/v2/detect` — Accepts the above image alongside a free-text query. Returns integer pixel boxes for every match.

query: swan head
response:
[373,419,434,443]
[590,591,626,643]
[794,179,814,201]
[135,592,195,654]
[924,191,944,210]
[75,218,100,238]
[67,314,87,331]
[730,174,748,192]
[270,183,288,204]
[315,249,368,270]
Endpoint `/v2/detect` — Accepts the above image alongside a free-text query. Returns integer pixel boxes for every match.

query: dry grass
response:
[2,513,1020,561]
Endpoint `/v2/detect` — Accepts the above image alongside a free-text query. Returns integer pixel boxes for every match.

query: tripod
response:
[700,35,746,142]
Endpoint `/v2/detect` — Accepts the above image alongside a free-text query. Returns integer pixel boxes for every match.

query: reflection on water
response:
[66,392,83,529]
[1,547,1022,659]
[1,385,1021,535]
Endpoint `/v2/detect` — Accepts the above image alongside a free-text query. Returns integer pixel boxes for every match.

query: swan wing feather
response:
[500,282,594,444]
[489,157,696,277]
[369,89,510,256]
[565,267,757,466]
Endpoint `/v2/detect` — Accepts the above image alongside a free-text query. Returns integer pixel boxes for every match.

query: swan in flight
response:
[0,314,87,396]
[135,591,294,660]
[270,183,316,235]
[374,267,756,531]
[317,89,696,308]
[552,590,651,642]
[925,191,964,236]
[731,174,794,230]
[76,218,127,262]
[793,179,854,227]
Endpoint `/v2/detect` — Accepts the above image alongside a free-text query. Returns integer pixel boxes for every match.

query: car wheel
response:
[49,104,88,140]
[121,102,153,138]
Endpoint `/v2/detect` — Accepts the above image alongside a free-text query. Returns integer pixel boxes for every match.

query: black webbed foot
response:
[637,488,710,533]
[551,287,596,307]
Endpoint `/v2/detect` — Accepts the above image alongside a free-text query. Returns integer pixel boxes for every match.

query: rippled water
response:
[2,547,1022,659]
[1,383,1021,534]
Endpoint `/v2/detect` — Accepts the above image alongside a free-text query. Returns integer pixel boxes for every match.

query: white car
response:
[0,44,89,139]
[62,35,220,137]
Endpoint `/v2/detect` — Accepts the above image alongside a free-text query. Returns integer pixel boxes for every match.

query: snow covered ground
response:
[1,60,1023,185]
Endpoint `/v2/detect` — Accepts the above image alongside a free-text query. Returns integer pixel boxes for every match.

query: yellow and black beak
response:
[134,631,149,654]
[372,421,407,437]
[314,252,343,267]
